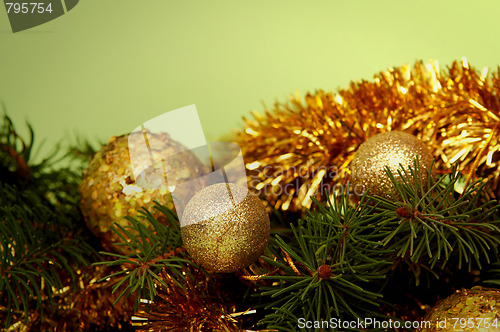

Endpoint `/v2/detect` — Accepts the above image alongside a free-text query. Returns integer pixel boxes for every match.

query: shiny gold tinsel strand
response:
[133,268,242,331]
[236,59,500,212]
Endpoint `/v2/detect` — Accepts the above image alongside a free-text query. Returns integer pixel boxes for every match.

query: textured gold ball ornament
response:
[350,131,432,199]
[418,286,500,332]
[181,183,270,273]
[79,133,206,253]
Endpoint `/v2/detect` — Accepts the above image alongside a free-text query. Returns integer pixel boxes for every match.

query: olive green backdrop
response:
[1,1,500,162]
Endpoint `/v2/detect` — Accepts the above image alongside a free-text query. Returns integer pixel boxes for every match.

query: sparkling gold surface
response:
[419,286,500,332]
[235,59,500,212]
[181,183,270,273]
[79,132,206,252]
[350,131,432,199]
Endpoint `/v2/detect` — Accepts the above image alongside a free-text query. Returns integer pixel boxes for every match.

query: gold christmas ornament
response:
[235,59,500,213]
[350,131,433,199]
[181,183,270,273]
[79,133,206,252]
[418,286,500,332]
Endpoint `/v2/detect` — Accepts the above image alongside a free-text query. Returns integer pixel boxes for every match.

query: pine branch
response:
[0,113,99,329]
[0,113,35,183]
[0,183,95,328]
[94,201,196,311]
[65,135,99,165]
[248,159,500,331]
[369,160,500,285]
[254,188,393,330]
[0,113,87,224]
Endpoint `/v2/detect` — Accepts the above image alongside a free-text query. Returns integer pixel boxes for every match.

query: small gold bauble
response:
[181,183,270,273]
[79,132,206,253]
[350,131,432,199]
[418,286,500,332]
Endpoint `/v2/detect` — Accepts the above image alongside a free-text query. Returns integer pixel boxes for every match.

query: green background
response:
[1,1,500,161]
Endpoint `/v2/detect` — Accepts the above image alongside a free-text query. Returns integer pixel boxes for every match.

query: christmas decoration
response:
[132,267,242,331]
[79,132,206,252]
[52,264,136,331]
[350,131,433,199]
[181,182,270,273]
[3,59,500,332]
[419,286,500,332]
[0,114,107,330]
[235,59,500,213]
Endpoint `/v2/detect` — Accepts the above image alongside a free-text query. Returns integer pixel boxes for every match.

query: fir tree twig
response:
[93,201,198,311]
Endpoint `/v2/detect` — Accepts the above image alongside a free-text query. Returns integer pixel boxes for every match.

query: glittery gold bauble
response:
[79,133,205,252]
[350,131,432,199]
[181,183,270,273]
[419,286,500,332]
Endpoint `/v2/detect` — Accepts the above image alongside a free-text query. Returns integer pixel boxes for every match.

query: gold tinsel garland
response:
[132,266,242,331]
[236,59,500,212]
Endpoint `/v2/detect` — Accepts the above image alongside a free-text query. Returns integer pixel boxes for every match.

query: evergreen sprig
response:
[252,160,500,331]
[0,113,97,329]
[255,188,392,331]
[0,112,34,182]
[0,183,94,328]
[0,113,87,224]
[94,202,197,311]
[370,161,500,283]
